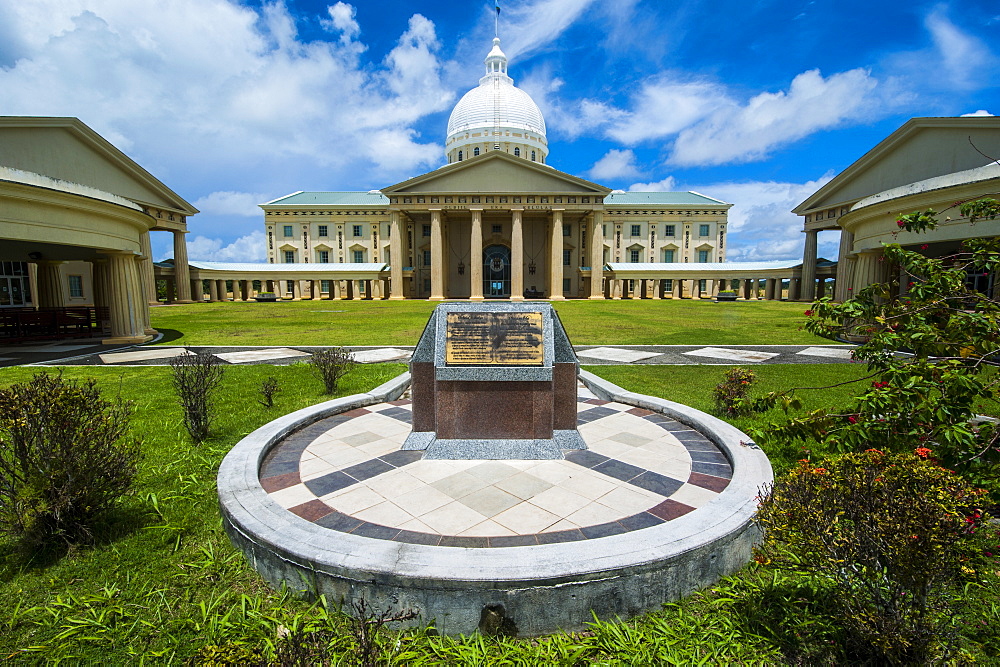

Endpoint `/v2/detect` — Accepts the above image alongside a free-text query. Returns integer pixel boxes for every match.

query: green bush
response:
[170,353,225,443]
[712,367,756,417]
[755,448,989,664]
[310,347,354,395]
[0,372,141,545]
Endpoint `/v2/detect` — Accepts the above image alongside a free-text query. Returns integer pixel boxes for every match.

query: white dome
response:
[445,38,548,163]
[447,81,546,137]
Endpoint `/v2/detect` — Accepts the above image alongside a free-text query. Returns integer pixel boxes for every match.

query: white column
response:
[35,261,66,308]
[589,210,605,299]
[102,251,147,343]
[470,208,484,301]
[801,229,818,301]
[429,209,444,300]
[549,209,565,300]
[139,231,158,305]
[834,230,855,302]
[389,210,405,299]
[172,230,193,302]
[510,208,524,301]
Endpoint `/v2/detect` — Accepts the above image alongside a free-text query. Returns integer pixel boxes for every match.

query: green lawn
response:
[1,361,997,663]
[150,298,826,346]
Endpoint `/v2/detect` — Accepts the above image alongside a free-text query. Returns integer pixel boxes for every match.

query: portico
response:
[382,151,610,301]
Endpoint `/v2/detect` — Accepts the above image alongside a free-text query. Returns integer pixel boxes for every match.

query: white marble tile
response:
[527,486,591,517]
[392,486,454,517]
[596,486,661,514]
[494,471,555,498]
[682,347,780,363]
[214,348,310,363]
[492,501,562,534]
[365,470,425,498]
[543,518,580,532]
[322,485,385,513]
[406,462,460,485]
[668,484,721,508]
[268,483,316,509]
[564,501,629,526]
[554,470,621,500]
[349,348,411,363]
[298,457,336,480]
[576,347,660,363]
[99,348,193,364]
[354,501,415,526]
[459,519,516,537]
[796,346,855,360]
[419,501,489,535]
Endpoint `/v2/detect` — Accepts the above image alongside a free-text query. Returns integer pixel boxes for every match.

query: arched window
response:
[458,150,463,161]
[514,147,520,157]
[531,151,536,161]
[473,147,480,157]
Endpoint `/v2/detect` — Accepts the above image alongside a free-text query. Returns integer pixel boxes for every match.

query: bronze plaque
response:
[445,311,544,366]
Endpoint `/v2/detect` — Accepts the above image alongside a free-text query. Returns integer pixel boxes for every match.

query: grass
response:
[1,361,997,663]
[149,298,828,346]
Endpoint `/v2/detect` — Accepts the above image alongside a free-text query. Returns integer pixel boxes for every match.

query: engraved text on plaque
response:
[445,311,544,366]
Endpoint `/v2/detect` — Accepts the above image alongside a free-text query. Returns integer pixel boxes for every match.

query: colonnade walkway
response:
[1,342,860,369]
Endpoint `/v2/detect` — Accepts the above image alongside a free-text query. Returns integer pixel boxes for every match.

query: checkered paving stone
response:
[259,397,732,547]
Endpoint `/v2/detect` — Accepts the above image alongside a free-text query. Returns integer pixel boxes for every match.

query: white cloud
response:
[588,149,640,181]
[961,109,994,117]
[628,174,838,262]
[0,0,452,195]
[924,5,995,90]
[322,2,361,43]
[605,78,727,145]
[184,231,267,263]
[193,191,271,217]
[500,0,597,61]
[670,68,884,166]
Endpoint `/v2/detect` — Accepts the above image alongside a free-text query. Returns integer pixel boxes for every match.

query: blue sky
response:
[1,0,998,263]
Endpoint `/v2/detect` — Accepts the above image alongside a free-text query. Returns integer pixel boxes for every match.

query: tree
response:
[750,198,1000,490]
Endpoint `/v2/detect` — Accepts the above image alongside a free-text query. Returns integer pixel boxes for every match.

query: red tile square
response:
[688,472,730,492]
[288,499,333,522]
[260,471,301,493]
[627,407,654,417]
[648,499,696,521]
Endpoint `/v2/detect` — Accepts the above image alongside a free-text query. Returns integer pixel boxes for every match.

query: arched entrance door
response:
[483,245,511,298]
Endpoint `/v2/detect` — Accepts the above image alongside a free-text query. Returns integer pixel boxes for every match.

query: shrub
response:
[258,376,280,408]
[310,347,354,395]
[755,448,989,664]
[170,353,225,443]
[712,367,756,417]
[0,372,141,544]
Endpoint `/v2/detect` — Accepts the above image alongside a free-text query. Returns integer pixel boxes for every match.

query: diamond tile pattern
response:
[261,395,733,547]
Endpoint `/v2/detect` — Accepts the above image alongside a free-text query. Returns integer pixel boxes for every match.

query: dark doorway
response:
[483,245,511,297]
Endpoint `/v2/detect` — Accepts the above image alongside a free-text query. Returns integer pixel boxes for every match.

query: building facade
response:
[261,38,731,300]
[794,116,1000,301]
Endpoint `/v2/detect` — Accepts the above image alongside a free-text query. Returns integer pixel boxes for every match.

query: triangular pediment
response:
[0,117,197,214]
[383,152,611,196]
[794,117,1000,213]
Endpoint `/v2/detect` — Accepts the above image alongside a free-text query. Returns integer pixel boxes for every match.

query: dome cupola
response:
[445,38,548,164]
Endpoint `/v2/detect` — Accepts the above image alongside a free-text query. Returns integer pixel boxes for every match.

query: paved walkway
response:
[0,342,858,368]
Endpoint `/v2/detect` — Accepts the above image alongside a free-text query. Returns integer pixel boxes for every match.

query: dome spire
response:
[483,37,508,79]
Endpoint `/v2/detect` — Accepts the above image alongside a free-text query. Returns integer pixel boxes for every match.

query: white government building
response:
[4,35,997,345]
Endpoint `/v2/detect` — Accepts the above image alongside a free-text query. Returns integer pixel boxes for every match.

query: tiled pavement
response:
[20,343,859,367]
[258,385,734,548]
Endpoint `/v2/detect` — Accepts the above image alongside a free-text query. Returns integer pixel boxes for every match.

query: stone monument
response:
[403,302,584,458]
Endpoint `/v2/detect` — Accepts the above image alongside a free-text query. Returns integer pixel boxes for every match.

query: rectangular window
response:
[353,250,364,263]
[321,280,331,293]
[699,224,710,236]
[352,225,362,237]
[664,279,673,292]
[563,224,571,237]
[423,224,431,237]
[563,249,571,266]
[563,277,571,292]
[318,250,329,263]
[423,250,431,266]
[68,275,83,298]
[630,249,640,262]
[283,225,293,237]
[286,280,294,293]
[662,249,675,263]
[318,225,328,237]
[630,224,641,237]
[698,250,710,263]
[664,224,675,237]
[284,250,295,263]
[492,224,502,234]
